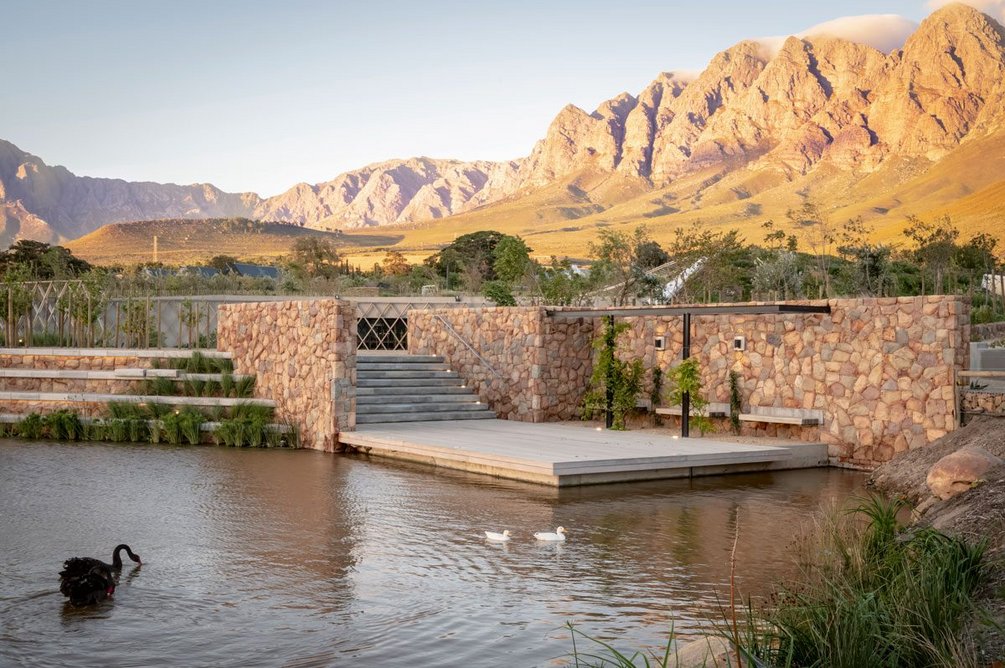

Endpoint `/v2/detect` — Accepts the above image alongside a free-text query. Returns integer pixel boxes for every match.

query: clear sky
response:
[0,0,981,196]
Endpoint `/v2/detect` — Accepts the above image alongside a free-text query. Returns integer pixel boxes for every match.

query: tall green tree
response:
[538,258,595,306]
[492,235,533,285]
[0,240,92,280]
[904,215,959,295]
[836,217,893,297]
[667,221,750,303]
[589,226,665,305]
[291,237,341,279]
[788,201,834,297]
[425,230,510,291]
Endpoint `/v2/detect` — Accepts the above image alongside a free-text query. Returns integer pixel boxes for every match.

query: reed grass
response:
[740,495,988,668]
[567,496,991,668]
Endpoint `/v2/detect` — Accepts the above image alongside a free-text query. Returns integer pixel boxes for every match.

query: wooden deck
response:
[339,420,827,487]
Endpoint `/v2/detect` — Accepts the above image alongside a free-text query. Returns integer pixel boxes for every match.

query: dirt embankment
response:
[869,416,1005,663]
[869,416,1005,544]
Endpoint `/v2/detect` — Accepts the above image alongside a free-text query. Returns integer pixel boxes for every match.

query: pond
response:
[0,441,864,667]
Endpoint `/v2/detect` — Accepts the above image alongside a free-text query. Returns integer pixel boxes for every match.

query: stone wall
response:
[972,321,1005,342]
[407,307,593,421]
[961,390,1005,417]
[618,297,968,468]
[409,296,968,469]
[217,300,356,452]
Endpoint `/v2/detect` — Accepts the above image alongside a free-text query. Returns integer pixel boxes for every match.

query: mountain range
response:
[5,3,1005,255]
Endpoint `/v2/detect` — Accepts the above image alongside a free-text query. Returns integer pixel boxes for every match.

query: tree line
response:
[1,209,1002,322]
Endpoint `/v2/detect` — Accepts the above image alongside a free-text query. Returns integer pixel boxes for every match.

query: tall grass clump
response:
[16,413,44,439]
[43,410,83,441]
[215,403,275,447]
[565,622,676,668]
[741,495,988,668]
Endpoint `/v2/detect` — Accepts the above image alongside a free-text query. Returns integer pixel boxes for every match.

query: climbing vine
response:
[729,370,743,434]
[666,356,711,435]
[581,318,645,430]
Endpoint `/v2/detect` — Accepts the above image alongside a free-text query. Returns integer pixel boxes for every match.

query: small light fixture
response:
[672,435,679,440]
[654,336,666,351]
[596,426,603,431]
[733,336,746,352]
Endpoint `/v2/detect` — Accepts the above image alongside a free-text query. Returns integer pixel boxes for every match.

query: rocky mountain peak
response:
[5,6,1005,246]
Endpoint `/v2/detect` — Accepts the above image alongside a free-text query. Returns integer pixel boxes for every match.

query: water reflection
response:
[0,440,863,667]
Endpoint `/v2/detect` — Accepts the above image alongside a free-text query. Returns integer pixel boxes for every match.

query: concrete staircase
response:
[356,354,496,424]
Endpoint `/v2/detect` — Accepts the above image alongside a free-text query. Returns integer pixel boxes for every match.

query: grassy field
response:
[67,218,405,266]
[67,130,1005,267]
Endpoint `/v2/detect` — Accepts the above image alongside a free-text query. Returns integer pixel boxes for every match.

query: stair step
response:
[356,410,496,424]
[356,362,449,372]
[357,370,459,380]
[356,385,472,396]
[357,393,479,405]
[357,355,443,365]
[357,378,465,388]
[357,402,489,415]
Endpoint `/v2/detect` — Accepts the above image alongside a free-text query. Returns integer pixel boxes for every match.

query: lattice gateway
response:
[0,282,486,351]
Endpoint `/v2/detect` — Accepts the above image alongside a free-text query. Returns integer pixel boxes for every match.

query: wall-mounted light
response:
[733,335,746,352]
[654,336,666,351]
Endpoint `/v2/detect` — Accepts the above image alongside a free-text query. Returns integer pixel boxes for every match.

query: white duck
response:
[484,530,512,542]
[534,526,567,541]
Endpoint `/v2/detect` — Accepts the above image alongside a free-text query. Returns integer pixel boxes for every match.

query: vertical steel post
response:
[681,311,691,438]
[605,315,615,429]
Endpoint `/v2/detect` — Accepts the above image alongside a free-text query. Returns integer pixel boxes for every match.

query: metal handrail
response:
[431,313,504,380]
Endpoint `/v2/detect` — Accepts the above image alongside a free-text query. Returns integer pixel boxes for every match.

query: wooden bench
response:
[738,407,823,426]
[655,402,730,418]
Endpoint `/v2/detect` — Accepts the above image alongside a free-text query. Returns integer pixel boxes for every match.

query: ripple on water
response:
[0,440,864,667]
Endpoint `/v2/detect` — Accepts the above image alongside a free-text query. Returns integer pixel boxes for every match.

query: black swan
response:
[59,544,141,606]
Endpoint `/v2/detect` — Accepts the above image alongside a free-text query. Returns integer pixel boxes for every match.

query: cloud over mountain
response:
[758,14,919,56]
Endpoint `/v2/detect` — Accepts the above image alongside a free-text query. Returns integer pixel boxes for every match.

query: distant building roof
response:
[232,263,280,279]
[179,266,221,279]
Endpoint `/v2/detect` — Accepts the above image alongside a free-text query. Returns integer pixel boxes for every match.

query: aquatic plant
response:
[565,621,675,668]
[220,372,235,398]
[265,421,297,448]
[182,377,205,397]
[145,376,177,396]
[160,411,182,445]
[107,418,128,442]
[148,418,163,444]
[572,496,991,668]
[43,410,83,441]
[178,408,204,445]
[739,495,988,668]
[17,413,44,439]
[234,375,256,398]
